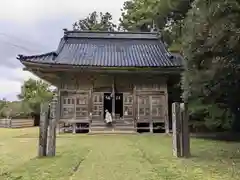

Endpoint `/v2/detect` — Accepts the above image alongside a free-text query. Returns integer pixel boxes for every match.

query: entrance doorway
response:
[115,93,123,118]
[103,93,123,119]
[104,93,112,119]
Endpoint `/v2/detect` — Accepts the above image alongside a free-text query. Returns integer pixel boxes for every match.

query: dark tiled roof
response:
[18,31,183,67]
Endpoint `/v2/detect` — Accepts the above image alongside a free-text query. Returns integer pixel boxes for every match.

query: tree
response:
[18,79,53,114]
[73,11,117,31]
[119,0,193,47]
[182,0,240,130]
[0,101,32,119]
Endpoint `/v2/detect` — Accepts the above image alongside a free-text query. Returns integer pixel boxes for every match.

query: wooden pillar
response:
[56,90,61,134]
[38,102,49,157]
[47,93,58,157]
[112,77,115,118]
[165,92,170,134]
[72,123,76,133]
[133,85,137,130]
[89,87,93,122]
[149,96,153,133]
[180,103,190,157]
[149,122,153,133]
[172,102,181,157]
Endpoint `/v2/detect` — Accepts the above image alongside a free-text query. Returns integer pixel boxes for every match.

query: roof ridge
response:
[63,30,160,40]
[64,29,159,35]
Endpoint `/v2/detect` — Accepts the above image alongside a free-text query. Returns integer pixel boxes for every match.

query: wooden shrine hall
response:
[17,30,183,133]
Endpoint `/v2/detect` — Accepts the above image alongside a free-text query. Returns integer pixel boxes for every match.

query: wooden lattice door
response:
[61,95,75,119]
[151,95,165,122]
[137,95,151,122]
[75,93,89,119]
[92,93,103,119]
[123,93,133,118]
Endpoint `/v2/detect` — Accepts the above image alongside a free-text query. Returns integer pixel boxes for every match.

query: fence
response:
[0,118,34,128]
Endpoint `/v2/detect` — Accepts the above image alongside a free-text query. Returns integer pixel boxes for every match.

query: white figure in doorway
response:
[105,109,112,124]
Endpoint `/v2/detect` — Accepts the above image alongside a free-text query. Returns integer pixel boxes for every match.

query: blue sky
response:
[0,0,125,101]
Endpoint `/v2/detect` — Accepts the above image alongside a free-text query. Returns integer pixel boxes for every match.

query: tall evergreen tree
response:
[182,0,240,130]
[73,11,117,31]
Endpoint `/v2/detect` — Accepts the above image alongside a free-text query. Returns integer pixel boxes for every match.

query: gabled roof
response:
[17,31,183,68]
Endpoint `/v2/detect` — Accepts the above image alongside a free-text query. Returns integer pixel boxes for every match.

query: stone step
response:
[91,122,106,126]
[91,120,134,125]
[91,124,134,129]
[90,127,113,132]
[114,126,135,130]
[114,121,134,125]
[90,125,134,130]
[88,131,137,135]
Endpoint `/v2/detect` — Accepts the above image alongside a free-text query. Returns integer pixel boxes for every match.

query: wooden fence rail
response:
[0,118,34,128]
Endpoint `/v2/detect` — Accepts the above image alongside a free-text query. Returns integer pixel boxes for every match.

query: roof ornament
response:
[17,54,24,60]
[63,28,68,36]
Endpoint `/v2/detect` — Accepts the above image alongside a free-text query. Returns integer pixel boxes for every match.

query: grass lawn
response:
[0,128,240,180]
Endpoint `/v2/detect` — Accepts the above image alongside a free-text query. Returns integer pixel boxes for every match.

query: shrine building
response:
[17,30,183,133]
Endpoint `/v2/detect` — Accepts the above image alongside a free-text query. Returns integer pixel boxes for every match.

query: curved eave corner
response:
[17,52,57,67]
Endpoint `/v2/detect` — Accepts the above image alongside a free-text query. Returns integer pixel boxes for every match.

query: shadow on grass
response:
[191,132,240,142]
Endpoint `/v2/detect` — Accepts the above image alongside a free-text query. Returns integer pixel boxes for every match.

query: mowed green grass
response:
[0,128,240,180]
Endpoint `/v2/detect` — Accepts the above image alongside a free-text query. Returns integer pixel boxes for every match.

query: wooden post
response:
[112,77,115,118]
[72,123,76,133]
[180,103,190,157]
[56,89,61,134]
[165,93,170,134]
[38,102,49,157]
[47,93,58,157]
[149,122,153,133]
[172,102,181,157]
[133,85,137,130]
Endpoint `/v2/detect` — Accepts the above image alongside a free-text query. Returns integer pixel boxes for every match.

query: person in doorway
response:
[105,109,112,125]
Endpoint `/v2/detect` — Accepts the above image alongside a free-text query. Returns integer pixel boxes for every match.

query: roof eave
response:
[20,60,183,74]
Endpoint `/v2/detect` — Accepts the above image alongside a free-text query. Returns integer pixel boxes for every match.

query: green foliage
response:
[73,11,117,31]
[18,78,53,114]
[119,0,240,131]
[182,0,240,130]
[119,0,193,48]
[0,101,32,119]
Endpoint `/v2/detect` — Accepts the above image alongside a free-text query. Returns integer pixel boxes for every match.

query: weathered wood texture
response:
[58,72,169,132]
[172,102,181,157]
[47,93,58,157]
[38,103,49,157]
[0,119,11,128]
[172,102,191,158]
[180,103,190,157]
[0,118,34,128]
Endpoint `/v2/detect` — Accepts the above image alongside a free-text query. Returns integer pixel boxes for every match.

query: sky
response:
[0,0,125,101]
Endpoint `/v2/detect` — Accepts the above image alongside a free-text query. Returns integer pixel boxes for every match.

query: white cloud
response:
[0,0,125,101]
[0,67,38,100]
[0,0,125,23]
